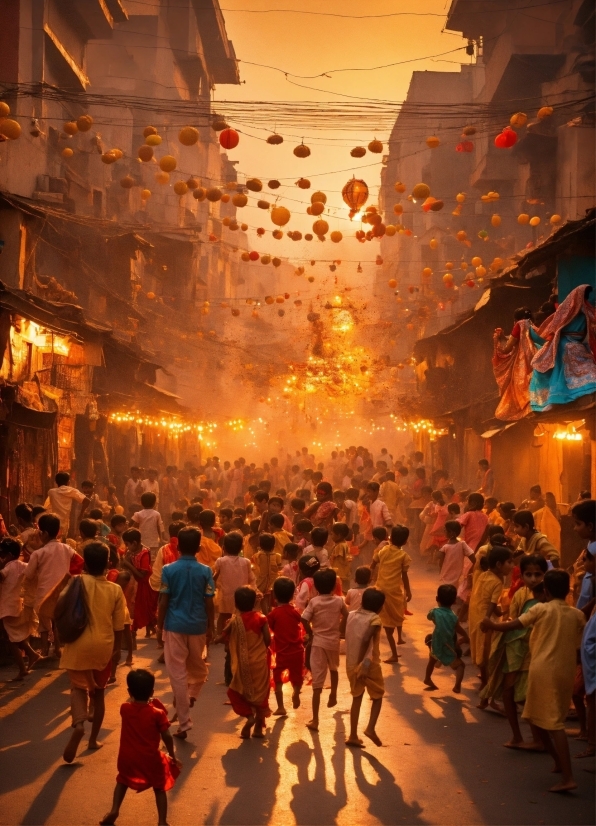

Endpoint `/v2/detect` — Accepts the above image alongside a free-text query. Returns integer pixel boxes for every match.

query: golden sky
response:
[215,0,466,250]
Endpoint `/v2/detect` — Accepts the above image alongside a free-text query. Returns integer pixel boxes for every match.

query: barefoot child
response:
[468,546,513,698]
[100,669,179,826]
[121,529,157,640]
[196,510,223,570]
[480,554,548,748]
[269,511,293,554]
[437,521,476,587]
[345,587,386,747]
[370,525,412,662]
[0,538,41,679]
[481,570,586,793]
[345,566,371,613]
[251,533,282,615]
[295,555,320,614]
[304,527,330,569]
[268,577,306,715]
[281,542,301,584]
[301,568,348,731]
[219,587,272,738]
[424,584,468,693]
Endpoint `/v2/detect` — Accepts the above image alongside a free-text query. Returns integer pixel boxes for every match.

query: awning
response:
[481,422,517,439]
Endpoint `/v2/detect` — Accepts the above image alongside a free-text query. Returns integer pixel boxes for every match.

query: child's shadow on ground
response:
[285,737,346,826]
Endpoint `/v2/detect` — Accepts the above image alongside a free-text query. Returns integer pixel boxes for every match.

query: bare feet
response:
[292,692,301,709]
[363,728,382,746]
[100,813,118,825]
[306,720,319,732]
[327,694,337,708]
[453,685,462,694]
[384,656,399,664]
[549,780,578,793]
[125,657,133,667]
[157,653,165,664]
[574,732,588,741]
[252,726,266,738]
[346,737,365,748]
[503,740,525,749]
[424,679,438,691]
[518,741,546,752]
[575,747,596,759]
[240,716,254,739]
[107,677,117,685]
[63,725,85,763]
[88,740,103,751]
[273,708,288,717]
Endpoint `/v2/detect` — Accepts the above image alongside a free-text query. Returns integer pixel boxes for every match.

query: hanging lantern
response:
[76,114,93,132]
[267,133,283,145]
[249,251,260,261]
[143,126,157,137]
[179,126,199,146]
[491,214,501,227]
[257,199,270,209]
[456,192,466,203]
[456,140,474,153]
[138,145,153,162]
[537,106,553,120]
[145,134,162,146]
[393,203,403,215]
[219,128,240,149]
[550,214,562,224]
[159,155,177,172]
[330,231,342,243]
[256,227,265,236]
[445,261,453,270]
[271,206,291,226]
[61,147,74,158]
[63,121,78,136]
[351,146,366,157]
[368,139,383,153]
[412,183,431,200]
[394,182,406,193]
[173,181,188,196]
[241,252,250,262]
[272,229,283,239]
[462,125,476,136]
[193,187,206,201]
[156,171,170,184]
[529,216,541,227]
[313,219,329,236]
[517,213,530,225]
[443,273,454,286]
[311,201,324,216]
[141,188,151,200]
[426,136,440,149]
[296,178,311,189]
[509,112,527,127]
[232,193,248,207]
[272,257,281,267]
[477,229,489,240]
[311,191,327,204]
[376,255,383,265]
[388,279,397,288]
[494,127,517,149]
[294,143,311,158]
[385,225,396,236]
[342,178,369,218]
[0,101,10,118]
[212,117,229,132]
[246,178,262,192]
[261,254,271,265]
[429,238,438,250]
[120,175,134,188]
[206,187,222,201]
[268,180,281,189]
[456,230,467,241]
[0,119,21,140]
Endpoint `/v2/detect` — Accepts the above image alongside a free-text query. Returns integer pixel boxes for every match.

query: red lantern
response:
[219,128,239,149]
[456,140,474,153]
[249,251,259,261]
[256,227,265,236]
[466,279,476,287]
[494,127,517,149]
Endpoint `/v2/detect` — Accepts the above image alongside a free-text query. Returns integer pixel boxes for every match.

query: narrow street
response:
[1,561,593,826]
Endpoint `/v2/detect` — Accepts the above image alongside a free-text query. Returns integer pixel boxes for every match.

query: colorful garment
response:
[427,606,459,666]
[226,611,271,717]
[373,544,411,628]
[116,698,179,792]
[469,570,503,666]
[130,549,157,632]
[530,284,596,412]
[493,319,537,421]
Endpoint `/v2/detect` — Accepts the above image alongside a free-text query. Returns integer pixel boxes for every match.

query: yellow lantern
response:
[232,193,248,207]
[0,119,21,140]
[63,121,78,135]
[518,213,530,225]
[445,261,453,270]
[120,175,134,188]
[159,155,176,172]
[510,112,527,127]
[471,256,482,267]
[145,134,162,146]
[76,114,93,132]
[388,279,397,288]
[412,183,430,200]
[179,126,199,146]
[0,101,10,118]
[426,136,440,149]
[442,273,454,285]
[550,214,562,224]
[422,267,432,277]
[111,149,124,159]
[456,230,467,241]
[221,193,230,203]
[271,206,291,226]
[261,254,271,265]
[101,151,117,164]
[173,181,188,196]
[491,214,501,227]
[156,171,170,184]
[537,106,553,120]
[61,147,74,158]
[141,189,151,200]
[342,178,369,217]
[385,225,396,236]
[456,192,466,203]
[460,261,468,270]
[330,231,342,243]
[429,238,438,250]
[146,292,156,300]
[475,265,487,277]
[313,219,329,235]
[311,191,327,204]
[529,216,541,227]
[241,252,250,262]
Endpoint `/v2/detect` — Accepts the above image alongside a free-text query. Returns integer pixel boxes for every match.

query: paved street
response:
[1,561,594,826]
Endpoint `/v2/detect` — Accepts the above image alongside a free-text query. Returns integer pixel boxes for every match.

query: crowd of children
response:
[0,449,594,821]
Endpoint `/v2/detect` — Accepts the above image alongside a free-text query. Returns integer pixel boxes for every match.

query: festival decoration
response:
[550,214,562,224]
[529,216,541,226]
[138,145,153,161]
[173,181,188,195]
[294,143,311,158]
[232,193,248,207]
[267,133,283,144]
[0,102,11,117]
[219,128,240,149]
[426,136,440,148]
[342,178,369,218]
[120,175,134,188]
[268,180,281,189]
[509,112,527,127]
[77,114,93,131]
[141,189,151,199]
[206,187,222,201]
[412,183,430,200]
[0,119,21,139]
[179,126,199,145]
[212,117,228,131]
[156,171,169,184]
[271,206,291,226]
[296,178,310,189]
[491,214,501,226]
[394,182,406,193]
[462,125,476,136]
[193,187,206,200]
[537,106,553,119]
[145,134,162,146]
[246,178,262,192]
[311,191,327,204]
[494,127,517,148]
[159,155,177,172]
[456,140,474,152]
[368,139,383,153]
[257,199,270,209]
[63,121,78,135]
[330,231,342,243]
[351,146,366,157]
[62,147,74,158]
[517,213,530,224]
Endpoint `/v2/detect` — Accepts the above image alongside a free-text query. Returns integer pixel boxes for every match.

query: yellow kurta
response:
[373,544,411,628]
[273,530,293,557]
[469,570,503,666]
[60,575,126,672]
[519,599,585,730]
[330,541,352,585]
[197,536,222,570]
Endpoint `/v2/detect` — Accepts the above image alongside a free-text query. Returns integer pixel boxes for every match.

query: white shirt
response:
[140,479,160,505]
[345,608,379,670]
[345,587,365,613]
[302,594,344,651]
[214,555,255,613]
[133,509,164,548]
[369,498,392,529]
[24,541,75,609]
[123,477,140,507]
[44,486,86,534]
[0,559,27,618]
[303,545,329,568]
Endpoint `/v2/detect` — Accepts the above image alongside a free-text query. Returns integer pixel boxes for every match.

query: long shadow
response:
[286,725,347,826]
[20,764,81,825]
[216,716,283,825]
[350,749,425,825]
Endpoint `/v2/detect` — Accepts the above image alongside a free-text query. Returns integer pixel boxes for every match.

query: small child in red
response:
[268,576,308,715]
[101,668,180,826]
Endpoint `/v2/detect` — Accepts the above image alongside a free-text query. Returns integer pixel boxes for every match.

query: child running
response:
[345,587,386,748]
[329,522,352,593]
[213,532,256,634]
[424,584,469,693]
[370,525,412,662]
[121,528,157,640]
[437,521,476,587]
[251,533,282,615]
[268,577,306,715]
[481,570,586,792]
[480,554,548,748]
[218,587,272,739]
[281,542,301,584]
[0,538,42,679]
[100,669,179,826]
[301,568,348,731]
[295,555,320,614]
[345,566,371,613]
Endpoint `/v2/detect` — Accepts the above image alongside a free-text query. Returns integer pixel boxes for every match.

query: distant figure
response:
[476,459,495,497]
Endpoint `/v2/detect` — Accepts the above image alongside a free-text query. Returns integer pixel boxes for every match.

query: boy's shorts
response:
[310,645,339,689]
[273,650,304,688]
[347,662,385,700]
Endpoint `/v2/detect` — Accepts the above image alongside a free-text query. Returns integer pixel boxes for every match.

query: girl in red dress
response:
[121,529,158,639]
[100,669,180,826]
